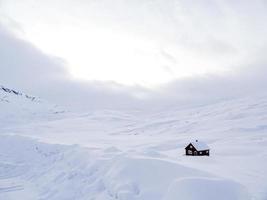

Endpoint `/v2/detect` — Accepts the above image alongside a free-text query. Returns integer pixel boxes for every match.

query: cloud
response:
[2,0,267,86]
[0,24,67,86]
[1,21,267,112]
[0,23,147,111]
[152,61,267,109]
[0,0,267,112]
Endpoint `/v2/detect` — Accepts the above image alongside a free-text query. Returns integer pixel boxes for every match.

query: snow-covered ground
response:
[0,86,267,200]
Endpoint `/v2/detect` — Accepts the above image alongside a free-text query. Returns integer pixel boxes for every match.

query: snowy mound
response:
[104,157,211,199]
[164,177,251,200]
[3,135,248,200]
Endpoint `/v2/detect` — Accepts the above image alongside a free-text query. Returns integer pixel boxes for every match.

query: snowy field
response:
[1,87,267,200]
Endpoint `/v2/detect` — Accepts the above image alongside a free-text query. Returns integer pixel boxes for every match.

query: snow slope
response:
[0,135,251,200]
[0,85,66,128]
[0,88,267,200]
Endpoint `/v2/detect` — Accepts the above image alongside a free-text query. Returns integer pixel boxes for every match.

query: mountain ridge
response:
[0,85,39,102]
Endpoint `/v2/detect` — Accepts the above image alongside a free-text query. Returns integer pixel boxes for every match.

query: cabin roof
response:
[190,141,209,151]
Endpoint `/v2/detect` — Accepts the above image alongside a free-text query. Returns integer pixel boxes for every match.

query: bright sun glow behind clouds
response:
[17,23,205,87]
[17,22,230,87]
[27,25,178,86]
[1,0,266,87]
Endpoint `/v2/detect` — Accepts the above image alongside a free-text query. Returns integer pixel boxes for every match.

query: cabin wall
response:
[197,150,209,156]
[185,149,209,156]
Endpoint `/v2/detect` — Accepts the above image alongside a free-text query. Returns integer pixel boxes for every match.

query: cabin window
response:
[206,150,209,153]
[188,150,192,154]
[190,145,192,149]
[200,152,202,154]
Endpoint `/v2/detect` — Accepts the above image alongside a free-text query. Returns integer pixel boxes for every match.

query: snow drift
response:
[164,177,250,200]
[0,135,252,200]
[1,87,267,199]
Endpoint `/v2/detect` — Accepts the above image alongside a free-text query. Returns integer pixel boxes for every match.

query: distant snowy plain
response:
[0,87,266,200]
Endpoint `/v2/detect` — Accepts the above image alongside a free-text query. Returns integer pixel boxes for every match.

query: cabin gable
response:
[185,143,197,151]
[185,143,197,156]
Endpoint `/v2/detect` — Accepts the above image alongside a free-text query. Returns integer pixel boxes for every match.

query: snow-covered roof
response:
[191,140,209,151]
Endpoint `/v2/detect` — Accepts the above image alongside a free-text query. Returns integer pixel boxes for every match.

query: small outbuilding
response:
[185,140,210,156]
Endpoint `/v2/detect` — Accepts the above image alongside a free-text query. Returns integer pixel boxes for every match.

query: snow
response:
[164,177,251,200]
[190,141,209,151]
[0,135,231,200]
[0,87,267,199]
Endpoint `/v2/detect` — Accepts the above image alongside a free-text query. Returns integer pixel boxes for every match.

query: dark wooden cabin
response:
[185,140,210,156]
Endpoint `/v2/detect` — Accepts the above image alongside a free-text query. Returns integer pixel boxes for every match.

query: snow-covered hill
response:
[0,89,267,200]
[0,85,66,128]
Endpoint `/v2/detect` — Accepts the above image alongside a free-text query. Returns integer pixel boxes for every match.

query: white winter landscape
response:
[1,1,267,200]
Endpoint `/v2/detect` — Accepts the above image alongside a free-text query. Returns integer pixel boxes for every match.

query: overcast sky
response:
[0,0,267,111]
